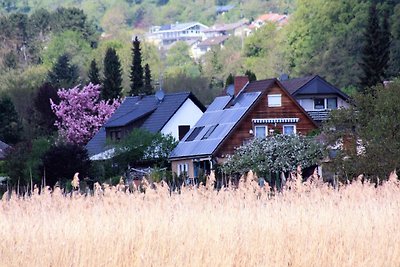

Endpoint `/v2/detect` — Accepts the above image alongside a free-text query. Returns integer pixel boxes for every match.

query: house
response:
[86,91,206,160]
[0,140,10,160]
[249,12,288,31]
[202,20,249,39]
[280,75,350,124]
[146,22,209,47]
[169,76,318,181]
[191,35,230,59]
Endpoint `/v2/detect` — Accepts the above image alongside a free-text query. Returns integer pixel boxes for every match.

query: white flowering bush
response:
[221,134,324,176]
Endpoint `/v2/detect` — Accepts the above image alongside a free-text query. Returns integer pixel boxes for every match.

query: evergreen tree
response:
[0,94,22,144]
[47,53,79,89]
[144,63,153,95]
[359,4,390,91]
[225,73,234,87]
[102,47,123,100]
[129,36,144,96]
[88,59,101,85]
[33,82,59,135]
[245,70,257,82]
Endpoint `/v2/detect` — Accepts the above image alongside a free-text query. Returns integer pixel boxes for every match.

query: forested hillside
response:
[0,0,399,146]
[1,0,295,30]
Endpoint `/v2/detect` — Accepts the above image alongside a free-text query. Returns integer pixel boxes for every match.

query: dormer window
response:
[268,94,282,107]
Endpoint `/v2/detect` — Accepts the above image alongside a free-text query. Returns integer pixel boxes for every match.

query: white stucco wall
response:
[161,98,204,140]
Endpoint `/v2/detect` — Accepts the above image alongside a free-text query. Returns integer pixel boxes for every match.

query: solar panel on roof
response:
[202,125,218,140]
[185,126,205,142]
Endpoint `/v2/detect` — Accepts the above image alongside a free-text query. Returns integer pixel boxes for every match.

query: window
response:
[202,125,218,140]
[177,163,188,176]
[110,130,121,141]
[314,98,325,110]
[283,125,296,135]
[255,125,267,138]
[178,125,190,140]
[327,98,337,110]
[314,97,338,110]
[185,126,204,141]
[268,94,282,107]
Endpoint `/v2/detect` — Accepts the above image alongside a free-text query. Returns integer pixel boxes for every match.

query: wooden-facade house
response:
[169,76,318,182]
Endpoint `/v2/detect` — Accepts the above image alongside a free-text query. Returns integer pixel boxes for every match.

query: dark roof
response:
[170,92,262,159]
[216,5,235,13]
[86,92,206,157]
[280,76,314,95]
[0,140,10,160]
[281,75,349,100]
[198,35,229,47]
[243,79,276,93]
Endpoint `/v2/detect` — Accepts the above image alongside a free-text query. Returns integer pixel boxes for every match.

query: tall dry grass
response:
[1,172,400,267]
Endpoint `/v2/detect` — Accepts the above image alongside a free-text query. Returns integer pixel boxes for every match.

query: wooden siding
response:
[215,83,317,158]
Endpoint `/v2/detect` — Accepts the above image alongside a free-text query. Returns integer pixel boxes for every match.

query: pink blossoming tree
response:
[51,83,120,145]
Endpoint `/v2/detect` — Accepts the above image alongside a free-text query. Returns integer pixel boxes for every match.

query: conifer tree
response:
[225,73,234,87]
[88,59,101,85]
[129,36,144,95]
[102,47,123,100]
[359,4,391,91]
[144,63,153,95]
[245,70,257,82]
[47,53,79,89]
[0,94,22,144]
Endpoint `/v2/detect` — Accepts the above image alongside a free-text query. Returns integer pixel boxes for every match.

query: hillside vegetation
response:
[1,0,295,30]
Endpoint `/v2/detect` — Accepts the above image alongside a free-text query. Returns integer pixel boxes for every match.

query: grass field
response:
[1,172,400,267]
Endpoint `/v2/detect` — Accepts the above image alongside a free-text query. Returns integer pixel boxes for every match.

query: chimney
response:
[234,76,249,97]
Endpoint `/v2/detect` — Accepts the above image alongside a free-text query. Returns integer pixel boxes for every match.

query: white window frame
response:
[314,97,338,110]
[177,163,189,176]
[283,124,296,135]
[254,125,268,138]
[268,94,282,107]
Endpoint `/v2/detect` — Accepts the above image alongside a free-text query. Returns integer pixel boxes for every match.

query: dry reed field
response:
[1,172,400,267]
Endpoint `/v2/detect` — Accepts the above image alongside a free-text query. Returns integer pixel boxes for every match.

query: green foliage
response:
[41,30,92,73]
[113,128,178,170]
[144,63,154,94]
[165,41,201,77]
[359,3,391,91]
[221,134,323,176]
[88,59,101,85]
[47,53,79,89]
[0,94,22,144]
[33,82,59,135]
[323,79,400,180]
[245,69,257,82]
[102,47,123,100]
[4,137,51,187]
[225,73,234,86]
[42,142,91,187]
[129,36,144,96]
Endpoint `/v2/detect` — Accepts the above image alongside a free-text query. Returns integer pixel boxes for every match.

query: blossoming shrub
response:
[51,83,120,145]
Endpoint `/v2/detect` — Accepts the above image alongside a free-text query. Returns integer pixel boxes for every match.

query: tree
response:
[129,36,144,96]
[42,142,91,188]
[323,79,400,181]
[221,134,323,181]
[144,63,153,95]
[245,70,257,82]
[33,82,59,135]
[113,128,178,170]
[225,73,234,87]
[359,3,391,91]
[0,94,22,144]
[88,59,101,85]
[47,53,79,89]
[51,83,120,145]
[102,47,123,100]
